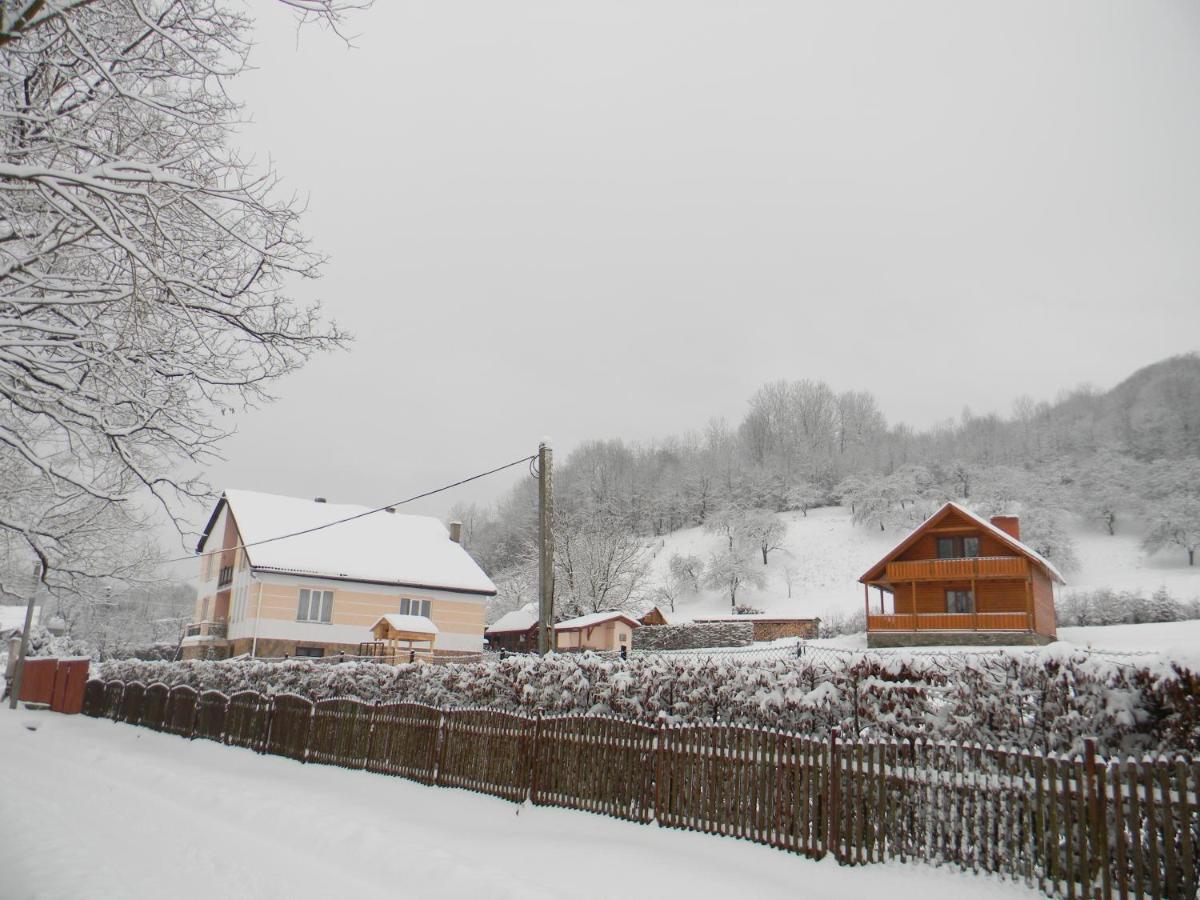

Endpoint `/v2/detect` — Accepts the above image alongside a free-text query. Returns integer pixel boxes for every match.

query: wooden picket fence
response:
[80,679,1198,899]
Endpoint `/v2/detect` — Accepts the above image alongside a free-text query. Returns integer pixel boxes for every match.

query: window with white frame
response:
[298,588,333,623]
[399,598,432,618]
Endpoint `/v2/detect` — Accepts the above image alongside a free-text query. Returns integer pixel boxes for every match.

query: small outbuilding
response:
[484,610,539,653]
[690,615,820,642]
[638,606,671,627]
[366,614,438,662]
[554,611,639,653]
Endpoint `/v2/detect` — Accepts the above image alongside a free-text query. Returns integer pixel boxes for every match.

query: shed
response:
[367,614,438,661]
[554,611,639,653]
[484,609,539,653]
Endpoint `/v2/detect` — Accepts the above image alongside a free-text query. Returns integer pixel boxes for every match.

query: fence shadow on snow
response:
[81,679,1198,899]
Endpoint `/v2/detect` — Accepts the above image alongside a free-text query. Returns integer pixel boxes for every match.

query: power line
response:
[162,453,537,565]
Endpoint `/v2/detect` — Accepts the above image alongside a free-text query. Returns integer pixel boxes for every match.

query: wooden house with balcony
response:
[859,502,1063,647]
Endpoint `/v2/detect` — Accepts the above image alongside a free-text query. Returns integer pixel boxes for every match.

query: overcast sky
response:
[193,0,1200,534]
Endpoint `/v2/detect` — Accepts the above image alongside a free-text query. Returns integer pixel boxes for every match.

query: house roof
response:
[0,605,40,633]
[198,490,497,596]
[485,610,539,634]
[858,501,1066,585]
[554,611,641,631]
[369,614,439,635]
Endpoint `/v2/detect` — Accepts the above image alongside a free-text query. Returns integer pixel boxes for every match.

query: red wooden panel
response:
[51,660,90,714]
[18,658,58,705]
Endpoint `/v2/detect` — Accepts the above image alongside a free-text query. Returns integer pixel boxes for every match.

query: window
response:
[298,589,333,623]
[937,536,981,559]
[294,646,324,658]
[946,589,974,614]
[399,598,432,618]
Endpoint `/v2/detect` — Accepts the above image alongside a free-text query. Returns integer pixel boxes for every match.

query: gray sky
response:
[198,0,1200,530]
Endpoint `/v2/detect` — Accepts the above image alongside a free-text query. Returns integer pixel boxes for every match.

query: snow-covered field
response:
[0,711,1035,900]
[647,506,1200,623]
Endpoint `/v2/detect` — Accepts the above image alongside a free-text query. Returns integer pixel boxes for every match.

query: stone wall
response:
[866,631,1054,649]
[632,621,754,651]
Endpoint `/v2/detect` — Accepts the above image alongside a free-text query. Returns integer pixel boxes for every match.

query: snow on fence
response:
[80,679,1198,900]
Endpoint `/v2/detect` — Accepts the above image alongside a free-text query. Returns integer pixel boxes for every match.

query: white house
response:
[181,490,496,660]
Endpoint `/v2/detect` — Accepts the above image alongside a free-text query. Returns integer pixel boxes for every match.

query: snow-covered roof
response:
[369,614,439,635]
[554,611,640,631]
[859,501,1065,584]
[0,605,40,633]
[486,610,538,634]
[203,490,496,595]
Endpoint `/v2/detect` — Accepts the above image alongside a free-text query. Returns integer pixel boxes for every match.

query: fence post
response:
[528,708,544,805]
[828,727,841,862]
[654,721,666,825]
[434,710,448,786]
[261,695,274,755]
[1083,736,1109,899]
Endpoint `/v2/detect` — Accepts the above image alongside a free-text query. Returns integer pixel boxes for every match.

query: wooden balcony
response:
[867,612,1031,632]
[884,556,1028,582]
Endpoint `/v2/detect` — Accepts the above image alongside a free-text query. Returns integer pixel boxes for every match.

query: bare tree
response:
[1,0,354,598]
[703,546,765,609]
[554,512,651,617]
[739,508,786,564]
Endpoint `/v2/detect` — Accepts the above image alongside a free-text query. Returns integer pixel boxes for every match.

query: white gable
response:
[213,490,496,595]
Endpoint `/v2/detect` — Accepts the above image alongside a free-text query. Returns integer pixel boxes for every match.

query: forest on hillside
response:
[452,355,1200,622]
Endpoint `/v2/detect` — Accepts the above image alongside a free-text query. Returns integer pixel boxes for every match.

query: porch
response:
[866,611,1031,632]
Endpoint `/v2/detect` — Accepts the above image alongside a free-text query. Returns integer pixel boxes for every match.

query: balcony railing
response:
[184,620,227,640]
[867,612,1031,632]
[884,556,1028,582]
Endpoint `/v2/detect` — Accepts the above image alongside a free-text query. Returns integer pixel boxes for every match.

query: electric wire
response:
[161,453,537,565]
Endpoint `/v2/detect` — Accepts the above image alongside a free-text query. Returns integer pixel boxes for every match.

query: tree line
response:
[454,355,1200,621]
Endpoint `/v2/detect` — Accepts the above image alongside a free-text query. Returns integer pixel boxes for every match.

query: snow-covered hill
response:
[646,506,1200,623]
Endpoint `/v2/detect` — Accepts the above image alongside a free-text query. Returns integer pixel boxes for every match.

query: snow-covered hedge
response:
[97,647,1200,755]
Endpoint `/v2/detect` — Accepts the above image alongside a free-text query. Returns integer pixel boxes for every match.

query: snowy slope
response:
[646,506,1200,623]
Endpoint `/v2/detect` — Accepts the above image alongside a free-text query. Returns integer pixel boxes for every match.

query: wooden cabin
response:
[638,606,671,627]
[859,502,1063,648]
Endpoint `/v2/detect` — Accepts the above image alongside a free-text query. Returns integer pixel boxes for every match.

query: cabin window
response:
[946,589,974,614]
[298,589,333,623]
[963,536,980,557]
[937,536,981,559]
[399,598,432,618]
[936,538,957,559]
[294,646,324,658]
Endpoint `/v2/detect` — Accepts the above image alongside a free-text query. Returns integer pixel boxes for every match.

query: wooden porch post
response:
[912,581,918,630]
[1025,576,1035,632]
[971,577,978,631]
[863,583,870,624]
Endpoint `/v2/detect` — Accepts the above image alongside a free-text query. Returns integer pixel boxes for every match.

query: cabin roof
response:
[858,501,1065,585]
[485,610,539,634]
[554,611,640,631]
[197,490,497,596]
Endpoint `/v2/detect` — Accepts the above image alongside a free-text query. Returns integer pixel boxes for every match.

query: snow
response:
[555,610,639,630]
[0,709,1034,899]
[216,489,496,595]
[486,610,538,634]
[646,506,1200,625]
[370,614,439,635]
[1057,620,1200,667]
[0,604,40,633]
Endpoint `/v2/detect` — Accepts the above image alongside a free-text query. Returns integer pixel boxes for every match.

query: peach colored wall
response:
[556,620,633,651]
[251,581,485,637]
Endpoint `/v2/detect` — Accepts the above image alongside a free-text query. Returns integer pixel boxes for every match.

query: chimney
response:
[449,521,463,544]
[314,497,327,503]
[990,515,1020,541]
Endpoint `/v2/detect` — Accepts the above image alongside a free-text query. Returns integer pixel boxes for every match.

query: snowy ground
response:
[647,506,1200,623]
[0,710,1034,900]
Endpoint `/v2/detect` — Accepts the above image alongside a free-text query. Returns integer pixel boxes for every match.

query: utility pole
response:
[8,561,41,710]
[537,440,554,655]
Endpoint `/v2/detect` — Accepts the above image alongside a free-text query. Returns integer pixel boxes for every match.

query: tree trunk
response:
[1190,548,1195,567]
[761,546,768,565]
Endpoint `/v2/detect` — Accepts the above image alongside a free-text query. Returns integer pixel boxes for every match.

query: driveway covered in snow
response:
[0,710,1034,899]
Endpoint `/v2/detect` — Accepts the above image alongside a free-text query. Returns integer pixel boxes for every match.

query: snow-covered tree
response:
[554,513,652,616]
[1142,496,1200,566]
[738,509,786,564]
[0,0,353,600]
[703,547,766,608]
[784,480,823,517]
[667,553,704,593]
